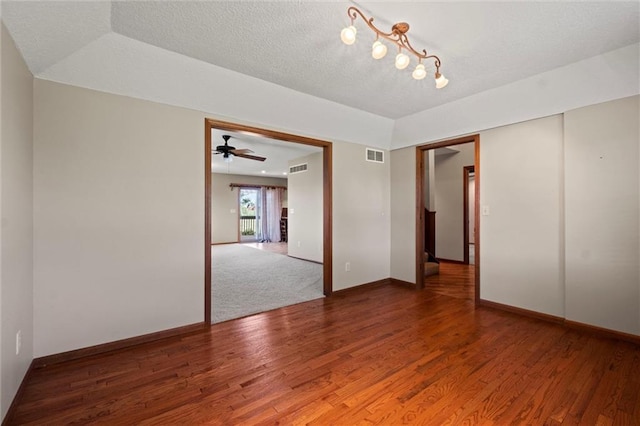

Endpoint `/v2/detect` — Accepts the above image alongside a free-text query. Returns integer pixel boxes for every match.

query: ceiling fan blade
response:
[234,153,266,162]
[230,148,254,155]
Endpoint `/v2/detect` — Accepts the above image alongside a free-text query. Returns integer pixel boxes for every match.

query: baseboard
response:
[1,360,35,426]
[436,258,467,265]
[390,278,416,289]
[480,299,640,345]
[33,322,207,368]
[565,320,640,345]
[479,299,564,324]
[331,278,391,296]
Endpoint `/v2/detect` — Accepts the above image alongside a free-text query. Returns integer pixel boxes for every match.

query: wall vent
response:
[366,148,384,163]
[289,163,308,174]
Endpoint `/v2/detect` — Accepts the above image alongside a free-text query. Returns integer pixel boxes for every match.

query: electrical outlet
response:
[16,330,22,355]
[345,262,351,272]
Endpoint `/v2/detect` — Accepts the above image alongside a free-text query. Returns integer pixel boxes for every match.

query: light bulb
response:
[435,72,449,89]
[395,52,410,70]
[223,154,233,163]
[340,25,357,45]
[371,40,387,59]
[412,63,427,80]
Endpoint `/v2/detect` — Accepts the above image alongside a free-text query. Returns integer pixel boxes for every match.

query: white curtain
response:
[258,187,284,242]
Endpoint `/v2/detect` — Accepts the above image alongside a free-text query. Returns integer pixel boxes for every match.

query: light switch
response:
[482,205,490,216]
[230,209,236,214]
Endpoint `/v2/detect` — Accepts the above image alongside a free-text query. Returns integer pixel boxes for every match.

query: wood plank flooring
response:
[8,283,640,425]
[424,261,475,301]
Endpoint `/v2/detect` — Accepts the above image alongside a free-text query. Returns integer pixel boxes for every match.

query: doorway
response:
[416,135,480,306]
[204,118,333,324]
[463,165,475,265]
[239,187,260,242]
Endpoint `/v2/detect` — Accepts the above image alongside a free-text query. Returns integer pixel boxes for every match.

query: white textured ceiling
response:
[3,1,639,120]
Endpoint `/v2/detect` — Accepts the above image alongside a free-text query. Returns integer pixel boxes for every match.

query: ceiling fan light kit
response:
[341,6,448,88]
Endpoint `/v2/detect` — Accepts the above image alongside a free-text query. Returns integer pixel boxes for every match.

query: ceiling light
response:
[412,63,427,80]
[223,153,232,163]
[371,40,387,60]
[341,7,448,87]
[395,52,410,70]
[435,72,449,89]
[261,170,266,174]
[282,172,287,175]
[340,25,357,45]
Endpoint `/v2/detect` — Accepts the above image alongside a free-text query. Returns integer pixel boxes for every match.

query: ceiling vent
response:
[366,148,384,163]
[289,163,308,174]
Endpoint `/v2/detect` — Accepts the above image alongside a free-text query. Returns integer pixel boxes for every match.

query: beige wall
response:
[288,152,323,262]
[33,80,205,357]
[433,143,475,261]
[390,146,416,284]
[211,173,287,244]
[332,142,390,290]
[565,95,639,335]
[32,79,393,357]
[0,23,34,419]
[480,115,564,316]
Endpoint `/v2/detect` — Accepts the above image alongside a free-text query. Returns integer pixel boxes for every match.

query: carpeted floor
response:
[211,244,324,323]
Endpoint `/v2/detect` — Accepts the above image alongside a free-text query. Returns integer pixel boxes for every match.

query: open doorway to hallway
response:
[416,135,480,305]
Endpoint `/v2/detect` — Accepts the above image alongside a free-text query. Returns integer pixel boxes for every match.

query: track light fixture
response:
[341,6,448,88]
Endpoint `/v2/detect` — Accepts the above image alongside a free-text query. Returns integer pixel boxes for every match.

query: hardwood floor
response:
[242,242,288,255]
[425,261,475,301]
[7,283,640,425]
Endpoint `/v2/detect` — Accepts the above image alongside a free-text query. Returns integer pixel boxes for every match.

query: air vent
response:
[366,148,384,163]
[289,163,308,174]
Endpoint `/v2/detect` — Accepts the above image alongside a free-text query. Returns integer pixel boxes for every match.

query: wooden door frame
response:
[204,118,333,324]
[415,135,480,307]
[463,165,475,265]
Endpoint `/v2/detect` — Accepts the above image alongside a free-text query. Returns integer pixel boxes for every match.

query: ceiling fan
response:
[213,135,266,162]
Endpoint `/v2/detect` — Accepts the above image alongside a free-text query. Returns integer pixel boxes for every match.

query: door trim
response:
[415,135,480,307]
[463,165,475,265]
[204,119,333,324]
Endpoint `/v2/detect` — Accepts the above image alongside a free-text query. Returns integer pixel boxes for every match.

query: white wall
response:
[393,43,640,149]
[480,115,565,316]
[434,144,475,261]
[211,173,287,244]
[0,23,34,419]
[390,146,416,284]
[287,153,323,263]
[33,80,204,357]
[564,96,640,335]
[332,142,390,290]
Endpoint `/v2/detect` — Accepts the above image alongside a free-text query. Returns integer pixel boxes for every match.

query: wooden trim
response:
[415,147,425,289]
[323,141,333,296]
[473,139,480,307]
[204,121,212,324]
[33,322,207,368]
[481,299,640,345]
[205,119,333,308]
[416,134,480,307]
[331,278,391,296]
[462,165,474,265]
[436,258,467,265]
[229,183,287,190]
[479,299,564,324]
[1,360,35,426]
[564,320,640,345]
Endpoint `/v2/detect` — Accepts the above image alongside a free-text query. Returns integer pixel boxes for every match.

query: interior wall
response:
[468,176,475,245]
[33,80,204,357]
[0,23,34,419]
[211,173,287,244]
[287,153,323,263]
[332,142,390,290]
[564,95,640,335]
[480,115,564,316]
[434,144,475,261]
[393,43,640,149]
[390,146,416,285]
